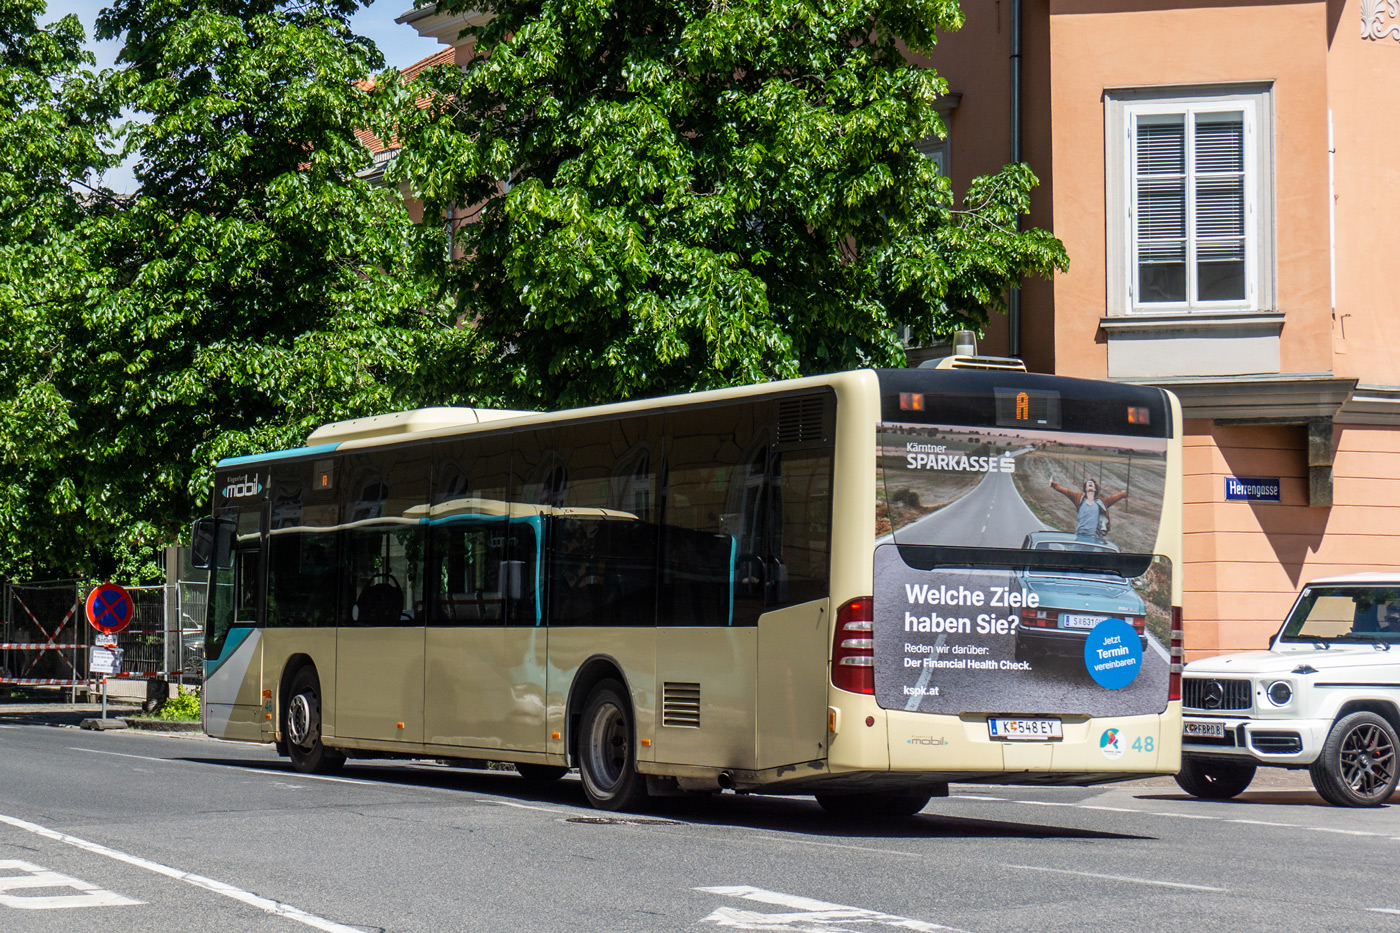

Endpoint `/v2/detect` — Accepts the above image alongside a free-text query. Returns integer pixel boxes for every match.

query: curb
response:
[123,718,203,733]
[79,718,129,731]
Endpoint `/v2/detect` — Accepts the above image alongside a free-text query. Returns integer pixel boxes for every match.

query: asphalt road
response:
[2,707,1399,932]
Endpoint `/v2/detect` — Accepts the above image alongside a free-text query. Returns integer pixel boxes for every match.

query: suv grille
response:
[1250,731,1303,755]
[1183,678,1252,711]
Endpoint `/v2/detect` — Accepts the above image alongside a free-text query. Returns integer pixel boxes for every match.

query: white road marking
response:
[1225,819,1298,827]
[948,794,1005,801]
[1368,908,1400,915]
[495,801,568,813]
[1311,827,1381,837]
[0,859,142,910]
[696,885,968,932]
[1004,864,1226,892]
[0,812,364,932]
[67,746,605,818]
[1147,812,1219,820]
[69,748,167,762]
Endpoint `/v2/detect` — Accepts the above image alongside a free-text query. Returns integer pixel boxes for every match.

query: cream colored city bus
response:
[192,363,1184,815]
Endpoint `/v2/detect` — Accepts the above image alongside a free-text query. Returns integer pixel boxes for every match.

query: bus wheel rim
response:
[587,701,627,791]
[288,694,316,747]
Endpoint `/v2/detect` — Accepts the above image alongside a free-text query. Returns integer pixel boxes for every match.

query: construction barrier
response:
[2,578,206,696]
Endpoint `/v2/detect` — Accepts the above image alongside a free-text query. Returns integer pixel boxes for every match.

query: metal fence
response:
[1,582,85,690]
[1,578,206,695]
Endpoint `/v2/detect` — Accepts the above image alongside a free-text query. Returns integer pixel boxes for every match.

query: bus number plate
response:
[988,718,1063,740]
[1184,720,1226,738]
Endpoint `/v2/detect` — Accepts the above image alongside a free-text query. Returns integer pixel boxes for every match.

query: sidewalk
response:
[0,698,197,731]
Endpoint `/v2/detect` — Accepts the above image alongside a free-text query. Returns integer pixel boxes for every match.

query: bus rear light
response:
[1169,606,1184,702]
[832,597,875,695]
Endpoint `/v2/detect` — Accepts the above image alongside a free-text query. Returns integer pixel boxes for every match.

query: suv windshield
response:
[1278,585,1400,644]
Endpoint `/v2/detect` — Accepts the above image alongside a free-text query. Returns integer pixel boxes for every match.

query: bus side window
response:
[427,436,516,627]
[767,447,833,607]
[234,548,260,625]
[545,417,660,628]
[340,446,432,628]
[661,405,762,626]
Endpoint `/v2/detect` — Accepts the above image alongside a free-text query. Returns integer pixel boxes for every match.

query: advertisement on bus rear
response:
[873,423,1171,717]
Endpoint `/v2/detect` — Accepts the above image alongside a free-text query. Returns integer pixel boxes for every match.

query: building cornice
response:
[1337,384,1400,426]
[1115,372,1356,422]
[1099,311,1285,334]
[396,4,491,46]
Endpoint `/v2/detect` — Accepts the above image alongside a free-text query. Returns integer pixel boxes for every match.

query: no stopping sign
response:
[86,583,134,635]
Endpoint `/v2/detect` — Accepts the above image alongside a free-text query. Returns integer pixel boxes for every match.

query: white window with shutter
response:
[1105,85,1274,317]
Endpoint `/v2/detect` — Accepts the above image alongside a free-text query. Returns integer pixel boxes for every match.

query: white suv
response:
[1178,573,1400,807]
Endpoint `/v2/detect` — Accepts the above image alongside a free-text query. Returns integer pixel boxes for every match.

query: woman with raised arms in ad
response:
[1049,476,1127,542]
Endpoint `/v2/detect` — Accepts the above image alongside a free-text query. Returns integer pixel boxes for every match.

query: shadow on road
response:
[177,755,1154,841]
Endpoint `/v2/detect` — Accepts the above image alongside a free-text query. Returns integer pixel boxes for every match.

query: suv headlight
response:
[1266,680,1293,706]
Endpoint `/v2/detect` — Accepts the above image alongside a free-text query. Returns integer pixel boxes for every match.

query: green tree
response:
[0,0,116,578]
[0,0,464,581]
[383,0,1067,408]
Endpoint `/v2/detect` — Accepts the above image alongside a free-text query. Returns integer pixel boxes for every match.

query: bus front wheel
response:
[285,668,346,775]
[578,680,647,811]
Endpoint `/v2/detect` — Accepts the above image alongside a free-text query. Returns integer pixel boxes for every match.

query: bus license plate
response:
[1061,614,1106,630]
[988,718,1063,740]
[1184,720,1226,738]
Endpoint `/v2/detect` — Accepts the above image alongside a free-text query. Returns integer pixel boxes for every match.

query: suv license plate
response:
[1184,720,1226,738]
[988,718,1063,740]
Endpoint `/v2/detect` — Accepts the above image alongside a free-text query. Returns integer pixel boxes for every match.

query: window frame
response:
[1105,84,1275,317]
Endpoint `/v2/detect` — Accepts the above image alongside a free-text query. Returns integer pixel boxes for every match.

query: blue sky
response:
[44,0,445,191]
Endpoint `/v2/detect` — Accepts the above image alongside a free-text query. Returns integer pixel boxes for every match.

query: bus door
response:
[202,471,267,743]
[334,449,431,745]
[424,437,548,754]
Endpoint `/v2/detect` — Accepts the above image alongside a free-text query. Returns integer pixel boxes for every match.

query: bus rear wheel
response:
[1174,757,1255,800]
[815,791,932,819]
[285,668,345,775]
[577,680,647,811]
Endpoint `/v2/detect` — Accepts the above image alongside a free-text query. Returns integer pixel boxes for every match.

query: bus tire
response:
[815,791,932,819]
[1174,757,1255,800]
[284,667,345,775]
[577,679,647,811]
[516,764,568,782]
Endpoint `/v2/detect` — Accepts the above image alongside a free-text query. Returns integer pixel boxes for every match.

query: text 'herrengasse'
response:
[905,442,1016,473]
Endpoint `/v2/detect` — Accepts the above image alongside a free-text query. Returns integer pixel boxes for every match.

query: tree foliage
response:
[383,0,1067,408]
[0,0,464,581]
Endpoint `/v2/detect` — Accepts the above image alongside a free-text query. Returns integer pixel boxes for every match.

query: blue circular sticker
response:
[1083,618,1143,689]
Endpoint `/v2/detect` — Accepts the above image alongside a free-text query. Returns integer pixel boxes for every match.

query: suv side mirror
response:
[190,518,236,570]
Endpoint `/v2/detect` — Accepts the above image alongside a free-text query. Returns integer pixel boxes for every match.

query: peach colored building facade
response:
[399,1,1400,661]
[920,0,1400,659]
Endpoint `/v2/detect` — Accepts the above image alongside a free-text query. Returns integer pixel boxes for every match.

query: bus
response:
[192,363,1184,814]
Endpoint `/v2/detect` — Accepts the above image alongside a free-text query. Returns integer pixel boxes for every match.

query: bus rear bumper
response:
[879,706,1181,782]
